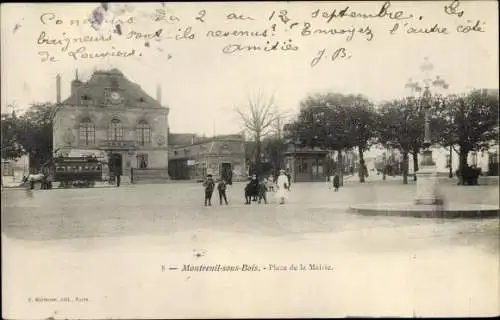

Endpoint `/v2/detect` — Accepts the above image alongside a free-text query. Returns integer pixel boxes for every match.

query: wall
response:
[53,105,169,168]
[1,154,30,185]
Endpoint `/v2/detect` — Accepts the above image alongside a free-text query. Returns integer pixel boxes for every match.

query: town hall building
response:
[52,68,170,182]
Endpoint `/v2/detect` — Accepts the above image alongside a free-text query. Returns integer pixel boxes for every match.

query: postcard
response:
[1,1,499,319]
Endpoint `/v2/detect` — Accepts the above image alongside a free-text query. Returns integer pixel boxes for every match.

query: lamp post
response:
[406,57,448,206]
[382,150,387,180]
[448,145,453,178]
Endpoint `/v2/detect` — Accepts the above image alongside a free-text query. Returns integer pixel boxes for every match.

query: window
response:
[2,162,14,176]
[297,158,309,174]
[108,119,124,141]
[79,119,95,145]
[104,88,111,104]
[489,152,498,164]
[136,120,151,146]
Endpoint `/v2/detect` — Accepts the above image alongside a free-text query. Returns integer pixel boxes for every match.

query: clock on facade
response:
[156,135,166,146]
[110,91,121,103]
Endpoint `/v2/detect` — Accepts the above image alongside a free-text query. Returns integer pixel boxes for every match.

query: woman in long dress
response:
[276,169,289,204]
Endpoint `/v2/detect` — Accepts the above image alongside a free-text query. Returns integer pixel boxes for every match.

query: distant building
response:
[431,144,499,176]
[284,146,357,182]
[370,144,499,177]
[168,133,246,181]
[52,69,170,183]
[1,154,29,186]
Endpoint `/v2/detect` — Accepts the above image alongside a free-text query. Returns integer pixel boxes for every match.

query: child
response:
[333,174,340,192]
[267,174,275,192]
[203,174,215,206]
[217,178,229,205]
[244,181,253,205]
[258,178,268,204]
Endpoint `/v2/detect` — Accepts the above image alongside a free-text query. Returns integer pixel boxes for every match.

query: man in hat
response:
[249,174,259,201]
[217,178,229,205]
[203,174,215,206]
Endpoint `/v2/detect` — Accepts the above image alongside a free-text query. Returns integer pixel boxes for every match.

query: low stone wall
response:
[478,176,499,185]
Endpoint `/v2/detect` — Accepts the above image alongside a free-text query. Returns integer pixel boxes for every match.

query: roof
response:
[62,69,164,109]
[169,133,198,146]
[169,133,244,147]
[169,138,245,159]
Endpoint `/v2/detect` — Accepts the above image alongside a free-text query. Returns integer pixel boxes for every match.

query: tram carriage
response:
[41,155,105,188]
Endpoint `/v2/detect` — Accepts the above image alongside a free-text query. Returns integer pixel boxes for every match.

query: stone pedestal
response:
[414,150,444,206]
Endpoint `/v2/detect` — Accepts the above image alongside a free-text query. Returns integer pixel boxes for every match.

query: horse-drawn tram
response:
[39,156,105,189]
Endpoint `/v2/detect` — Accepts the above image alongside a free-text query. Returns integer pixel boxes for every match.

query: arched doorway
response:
[109,153,123,176]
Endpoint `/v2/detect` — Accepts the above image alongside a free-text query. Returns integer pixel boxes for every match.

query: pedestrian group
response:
[202,169,293,206]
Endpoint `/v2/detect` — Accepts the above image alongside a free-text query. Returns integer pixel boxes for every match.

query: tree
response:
[1,109,25,160]
[262,136,288,175]
[376,98,424,184]
[235,91,280,176]
[433,89,499,184]
[285,93,355,186]
[344,95,377,182]
[2,103,54,170]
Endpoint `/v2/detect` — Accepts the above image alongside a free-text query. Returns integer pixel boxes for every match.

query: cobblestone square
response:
[2,182,499,318]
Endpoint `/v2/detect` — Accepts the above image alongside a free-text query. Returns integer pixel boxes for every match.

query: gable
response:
[62,69,163,109]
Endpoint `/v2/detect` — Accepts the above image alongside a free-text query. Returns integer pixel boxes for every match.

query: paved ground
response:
[2,181,499,318]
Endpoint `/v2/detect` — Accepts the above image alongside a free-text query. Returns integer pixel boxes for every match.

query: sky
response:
[1,1,498,136]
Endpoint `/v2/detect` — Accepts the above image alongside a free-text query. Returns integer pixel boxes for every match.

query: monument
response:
[412,58,445,206]
[350,58,499,218]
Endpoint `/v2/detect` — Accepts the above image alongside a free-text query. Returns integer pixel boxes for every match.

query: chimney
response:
[71,69,83,95]
[56,74,61,104]
[156,84,162,104]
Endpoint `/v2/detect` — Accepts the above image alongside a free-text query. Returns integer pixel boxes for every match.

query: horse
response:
[23,173,48,189]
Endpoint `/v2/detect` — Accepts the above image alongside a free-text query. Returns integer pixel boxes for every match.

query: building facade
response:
[52,69,169,181]
[168,134,246,181]
[1,154,29,187]
[372,144,499,177]
[283,146,358,182]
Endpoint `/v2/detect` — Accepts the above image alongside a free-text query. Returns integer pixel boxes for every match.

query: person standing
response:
[203,174,215,206]
[217,178,229,205]
[258,177,268,204]
[250,174,259,201]
[115,170,121,187]
[285,169,292,190]
[276,169,289,205]
[267,174,275,191]
[244,180,253,205]
[333,174,340,192]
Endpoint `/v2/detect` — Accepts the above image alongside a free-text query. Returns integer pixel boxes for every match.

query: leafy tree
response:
[285,93,355,185]
[376,98,424,184]
[432,89,499,184]
[262,136,288,175]
[2,103,54,170]
[343,95,377,182]
[1,109,25,160]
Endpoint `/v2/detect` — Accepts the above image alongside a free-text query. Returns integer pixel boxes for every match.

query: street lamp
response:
[406,57,448,206]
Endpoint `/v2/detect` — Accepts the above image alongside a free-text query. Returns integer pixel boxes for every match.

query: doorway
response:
[137,154,148,169]
[221,162,233,184]
[109,153,123,175]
